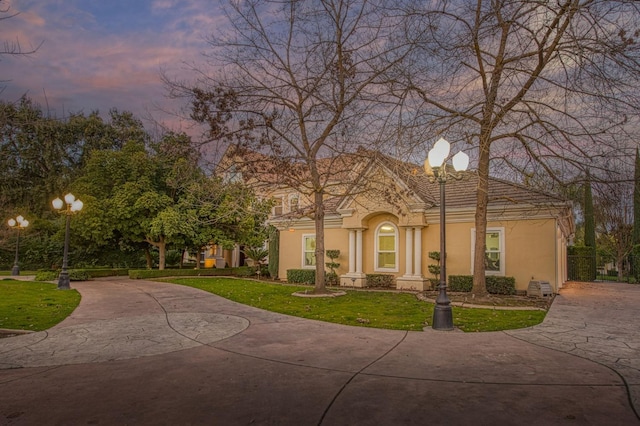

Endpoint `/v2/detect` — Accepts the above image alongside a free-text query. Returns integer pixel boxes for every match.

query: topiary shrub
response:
[287,269,315,284]
[365,274,394,288]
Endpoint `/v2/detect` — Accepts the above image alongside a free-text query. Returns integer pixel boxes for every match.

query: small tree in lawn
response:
[427,251,441,290]
[325,249,340,286]
[243,246,269,277]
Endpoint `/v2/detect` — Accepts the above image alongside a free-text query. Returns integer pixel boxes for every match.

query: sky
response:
[2,0,225,137]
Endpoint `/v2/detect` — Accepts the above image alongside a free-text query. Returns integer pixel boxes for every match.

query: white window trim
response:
[375,222,399,272]
[471,227,505,276]
[301,234,316,269]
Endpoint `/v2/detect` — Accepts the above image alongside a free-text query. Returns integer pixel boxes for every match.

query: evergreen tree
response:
[583,175,597,280]
[633,147,640,247]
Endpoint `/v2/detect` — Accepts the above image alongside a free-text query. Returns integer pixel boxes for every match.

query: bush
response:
[325,271,339,286]
[448,275,473,292]
[35,270,58,281]
[129,268,236,279]
[486,276,516,295]
[447,275,516,295]
[68,270,90,281]
[287,269,316,284]
[365,274,394,288]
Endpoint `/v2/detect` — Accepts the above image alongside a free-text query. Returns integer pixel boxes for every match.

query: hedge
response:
[129,268,237,279]
[447,275,516,295]
[34,268,130,282]
[286,269,316,284]
[365,274,394,288]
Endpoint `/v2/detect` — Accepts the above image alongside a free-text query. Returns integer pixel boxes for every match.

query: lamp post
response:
[425,137,469,330]
[7,215,29,276]
[52,193,83,290]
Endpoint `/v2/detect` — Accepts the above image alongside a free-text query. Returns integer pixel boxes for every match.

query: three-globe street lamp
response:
[425,137,469,331]
[52,193,83,290]
[7,215,29,276]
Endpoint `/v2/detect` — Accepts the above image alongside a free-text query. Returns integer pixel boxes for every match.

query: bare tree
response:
[593,179,634,279]
[395,0,640,294]
[0,2,42,90]
[171,0,412,293]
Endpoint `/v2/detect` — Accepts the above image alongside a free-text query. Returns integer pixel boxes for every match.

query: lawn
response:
[0,279,81,331]
[168,277,546,332]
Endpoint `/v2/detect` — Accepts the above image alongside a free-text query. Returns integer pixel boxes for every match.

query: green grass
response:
[0,279,81,331]
[168,277,546,332]
[453,307,546,332]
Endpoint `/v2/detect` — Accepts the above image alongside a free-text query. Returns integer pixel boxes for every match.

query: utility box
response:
[527,280,553,297]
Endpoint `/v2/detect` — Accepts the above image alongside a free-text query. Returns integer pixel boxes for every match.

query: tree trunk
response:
[158,240,166,270]
[472,137,490,296]
[144,246,153,269]
[314,190,326,294]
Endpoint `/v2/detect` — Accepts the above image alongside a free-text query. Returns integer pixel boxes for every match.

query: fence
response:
[567,254,640,283]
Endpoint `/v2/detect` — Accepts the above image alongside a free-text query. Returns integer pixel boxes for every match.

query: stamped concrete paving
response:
[508,281,640,421]
[0,278,638,425]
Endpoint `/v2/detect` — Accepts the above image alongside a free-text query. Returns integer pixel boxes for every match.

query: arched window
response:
[375,222,398,271]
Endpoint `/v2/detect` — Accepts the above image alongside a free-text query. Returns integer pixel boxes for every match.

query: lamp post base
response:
[11,265,20,276]
[432,303,454,330]
[432,283,454,331]
[57,270,71,290]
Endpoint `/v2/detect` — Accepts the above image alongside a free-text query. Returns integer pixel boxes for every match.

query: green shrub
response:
[448,275,473,292]
[287,269,315,284]
[365,274,394,288]
[447,275,516,295]
[35,270,58,281]
[486,276,516,295]
[129,268,236,279]
[325,271,339,286]
[68,270,90,281]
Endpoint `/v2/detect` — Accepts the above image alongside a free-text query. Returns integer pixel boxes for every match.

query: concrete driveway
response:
[0,278,638,425]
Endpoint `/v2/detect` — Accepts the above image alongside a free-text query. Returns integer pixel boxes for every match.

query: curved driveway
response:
[0,278,638,425]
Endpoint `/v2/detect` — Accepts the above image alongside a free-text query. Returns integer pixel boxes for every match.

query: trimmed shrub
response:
[448,275,473,292]
[365,274,394,288]
[486,276,516,295]
[129,268,236,279]
[447,275,516,295]
[35,270,58,281]
[287,269,315,284]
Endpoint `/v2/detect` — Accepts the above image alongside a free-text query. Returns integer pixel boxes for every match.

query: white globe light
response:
[428,137,451,168]
[52,198,64,210]
[71,200,84,212]
[21,220,29,228]
[8,218,16,227]
[64,193,76,204]
[452,151,470,172]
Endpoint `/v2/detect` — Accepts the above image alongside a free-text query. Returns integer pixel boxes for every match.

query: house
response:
[221,148,574,293]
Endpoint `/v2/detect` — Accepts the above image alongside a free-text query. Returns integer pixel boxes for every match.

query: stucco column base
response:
[340,274,366,288]
[396,276,429,291]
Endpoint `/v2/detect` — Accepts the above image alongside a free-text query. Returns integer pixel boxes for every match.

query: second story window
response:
[289,195,299,212]
[273,197,284,216]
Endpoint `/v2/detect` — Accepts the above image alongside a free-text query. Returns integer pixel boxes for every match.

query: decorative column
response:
[348,230,356,274]
[355,229,363,274]
[414,227,423,277]
[404,227,414,276]
[341,228,366,287]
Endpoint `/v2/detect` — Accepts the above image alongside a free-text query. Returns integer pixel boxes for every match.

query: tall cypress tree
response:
[583,175,597,280]
[632,147,640,280]
[633,147,640,246]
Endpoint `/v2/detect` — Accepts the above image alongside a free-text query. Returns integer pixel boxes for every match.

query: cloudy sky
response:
[2,0,224,135]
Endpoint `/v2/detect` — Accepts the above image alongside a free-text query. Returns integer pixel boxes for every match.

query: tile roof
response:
[220,145,568,215]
